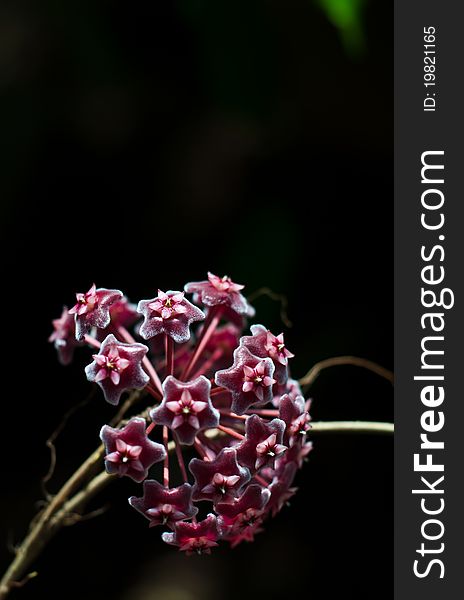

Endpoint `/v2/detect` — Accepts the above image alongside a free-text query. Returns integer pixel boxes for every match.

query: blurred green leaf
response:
[316,0,366,57]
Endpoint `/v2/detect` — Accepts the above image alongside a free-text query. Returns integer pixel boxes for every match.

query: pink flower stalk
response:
[69,284,123,341]
[53,273,312,553]
[85,334,149,405]
[137,290,205,343]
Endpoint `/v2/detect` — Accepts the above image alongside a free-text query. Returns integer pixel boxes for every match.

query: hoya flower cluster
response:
[50,273,312,554]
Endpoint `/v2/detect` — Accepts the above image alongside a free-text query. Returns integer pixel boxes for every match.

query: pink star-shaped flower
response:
[235,414,287,472]
[69,284,123,341]
[278,439,313,469]
[279,393,311,445]
[100,417,166,482]
[129,480,198,529]
[185,272,254,316]
[150,376,220,445]
[49,306,82,365]
[85,334,149,405]
[215,346,276,414]
[267,462,298,517]
[217,484,270,538]
[240,324,294,384]
[108,296,139,328]
[137,290,205,343]
[189,447,250,504]
[272,377,303,408]
[95,297,140,341]
[162,514,220,555]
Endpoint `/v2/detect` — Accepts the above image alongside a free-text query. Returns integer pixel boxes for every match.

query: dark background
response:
[0,1,392,599]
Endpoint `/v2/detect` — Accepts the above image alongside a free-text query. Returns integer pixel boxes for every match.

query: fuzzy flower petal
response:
[240,324,294,384]
[69,285,123,341]
[49,306,82,365]
[189,447,250,504]
[267,462,298,517]
[272,377,303,408]
[85,334,149,405]
[217,484,270,539]
[235,414,287,472]
[129,480,197,529]
[150,376,220,445]
[215,346,276,414]
[185,272,253,316]
[279,394,311,445]
[100,417,166,482]
[162,514,220,555]
[137,290,205,343]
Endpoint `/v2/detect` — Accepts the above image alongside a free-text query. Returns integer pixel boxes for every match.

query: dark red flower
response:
[129,480,197,529]
[240,324,294,384]
[272,377,303,408]
[69,284,123,341]
[85,334,149,405]
[189,447,250,504]
[235,414,287,471]
[185,272,254,316]
[137,290,204,343]
[279,394,311,445]
[49,306,81,365]
[215,346,276,414]
[217,484,270,539]
[54,273,312,554]
[267,462,298,517]
[100,417,166,482]
[162,514,220,555]
[150,376,220,445]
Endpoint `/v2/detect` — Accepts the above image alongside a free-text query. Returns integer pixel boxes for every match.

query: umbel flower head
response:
[50,273,311,554]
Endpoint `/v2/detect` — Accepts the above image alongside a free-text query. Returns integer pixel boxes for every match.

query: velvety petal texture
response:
[137,290,205,343]
[85,334,149,405]
[162,514,220,555]
[215,346,276,414]
[150,376,220,445]
[100,417,166,482]
[272,377,303,408]
[279,393,311,445]
[53,273,309,554]
[69,284,123,341]
[240,324,294,384]
[189,447,250,504]
[217,484,271,541]
[235,415,287,472]
[49,306,82,365]
[185,272,254,316]
[129,480,197,528]
[267,462,298,517]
